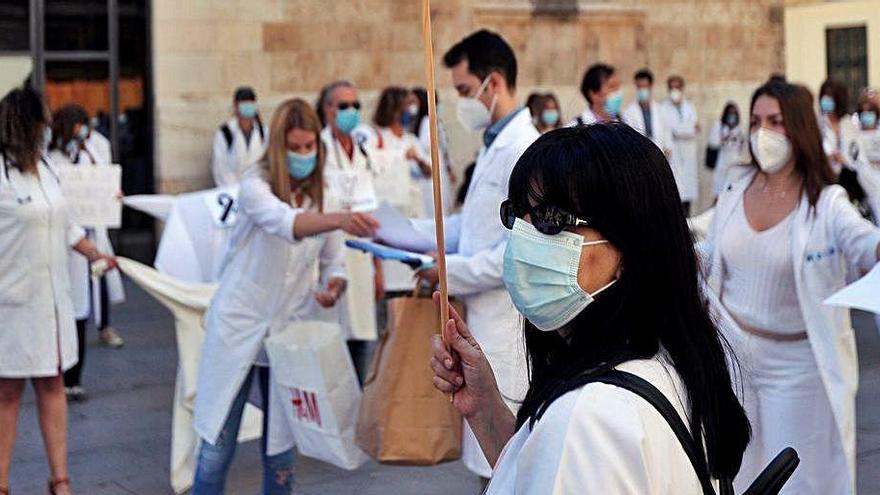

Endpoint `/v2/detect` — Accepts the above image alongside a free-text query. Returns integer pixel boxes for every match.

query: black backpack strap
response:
[220,123,234,150]
[255,114,265,141]
[590,370,721,495]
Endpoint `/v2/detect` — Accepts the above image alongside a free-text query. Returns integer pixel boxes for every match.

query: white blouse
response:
[719,200,807,334]
[487,357,705,494]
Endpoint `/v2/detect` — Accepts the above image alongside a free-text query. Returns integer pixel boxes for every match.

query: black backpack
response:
[543,368,800,495]
[220,115,265,151]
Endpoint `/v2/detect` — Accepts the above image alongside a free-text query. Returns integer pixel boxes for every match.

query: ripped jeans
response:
[193,366,294,495]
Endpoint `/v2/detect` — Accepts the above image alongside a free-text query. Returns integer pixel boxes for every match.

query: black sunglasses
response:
[500,199,590,235]
[337,101,361,111]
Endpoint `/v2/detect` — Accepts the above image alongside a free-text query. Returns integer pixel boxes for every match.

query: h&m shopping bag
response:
[265,320,369,470]
[356,293,463,464]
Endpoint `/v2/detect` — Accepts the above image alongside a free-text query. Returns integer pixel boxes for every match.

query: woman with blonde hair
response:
[191,98,378,494]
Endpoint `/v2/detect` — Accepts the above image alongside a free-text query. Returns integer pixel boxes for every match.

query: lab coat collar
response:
[487,108,533,152]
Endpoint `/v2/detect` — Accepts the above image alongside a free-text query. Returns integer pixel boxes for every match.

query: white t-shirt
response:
[487,357,706,494]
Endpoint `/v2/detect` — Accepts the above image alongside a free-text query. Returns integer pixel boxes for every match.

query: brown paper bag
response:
[355,294,463,465]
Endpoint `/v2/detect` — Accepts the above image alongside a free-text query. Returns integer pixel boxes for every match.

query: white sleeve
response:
[412,213,462,254]
[319,229,348,284]
[514,387,654,494]
[238,175,300,243]
[830,187,880,272]
[212,131,235,187]
[445,235,507,296]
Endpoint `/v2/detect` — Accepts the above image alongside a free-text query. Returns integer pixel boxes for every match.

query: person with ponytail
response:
[192,98,378,494]
[430,123,751,493]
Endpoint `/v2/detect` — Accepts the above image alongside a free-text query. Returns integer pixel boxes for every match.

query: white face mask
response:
[750,127,792,174]
[456,76,496,132]
[669,88,683,104]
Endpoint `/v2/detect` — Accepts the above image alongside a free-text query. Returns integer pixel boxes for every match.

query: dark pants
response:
[98,276,110,330]
[682,201,692,217]
[63,319,88,387]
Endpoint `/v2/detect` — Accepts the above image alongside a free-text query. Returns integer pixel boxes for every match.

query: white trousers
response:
[734,331,849,494]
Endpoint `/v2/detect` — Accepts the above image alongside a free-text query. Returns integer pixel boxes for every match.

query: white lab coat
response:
[660,99,700,202]
[622,101,673,155]
[0,155,84,377]
[852,128,880,221]
[417,116,454,218]
[425,108,538,476]
[707,122,747,196]
[193,167,346,456]
[321,126,378,340]
[50,141,124,323]
[703,169,880,493]
[487,356,707,494]
[821,114,860,175]
[211,117,268,187]
[567,107,602,127]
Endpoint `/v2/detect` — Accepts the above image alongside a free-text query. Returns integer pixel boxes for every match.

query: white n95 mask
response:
[457,76,496,132]
[502,218,615,331]
[750,127,792,174]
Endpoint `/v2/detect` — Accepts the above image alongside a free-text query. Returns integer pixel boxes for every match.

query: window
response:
[0,1,29,51]
[826,26,868,114]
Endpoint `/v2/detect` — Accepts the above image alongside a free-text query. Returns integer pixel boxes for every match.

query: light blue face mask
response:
[604,90,624,116]
[860,111,877,129]
[238,101,258,119]
[541,109,560,126]
[77,124,89,141]
[502,218,616,331]
[637,88,651,103]
[820,95,835,114]
[287,150,317,179]
[335,108,360,135]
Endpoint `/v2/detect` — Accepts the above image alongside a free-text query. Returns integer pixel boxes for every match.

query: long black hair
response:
[509,124,750,480]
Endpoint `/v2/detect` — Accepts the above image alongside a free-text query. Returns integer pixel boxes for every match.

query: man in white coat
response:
[660,75,700,215]
[622,68,672,158]
[211,86,268,187]
[415,29,537,479]
[568,63,623,127]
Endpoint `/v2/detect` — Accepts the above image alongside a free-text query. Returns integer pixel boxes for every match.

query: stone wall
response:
[152,0,784,210]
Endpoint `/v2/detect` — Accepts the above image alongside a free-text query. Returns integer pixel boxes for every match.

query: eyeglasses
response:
[500,199,590,235]
[337,101,361,111]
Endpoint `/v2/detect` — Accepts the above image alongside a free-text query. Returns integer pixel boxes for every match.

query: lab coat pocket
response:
[214,278,271,347]
[0,259,32,305]
[803,246,844,299]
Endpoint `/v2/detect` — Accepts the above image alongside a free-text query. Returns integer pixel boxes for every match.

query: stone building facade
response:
[153,0,785,211]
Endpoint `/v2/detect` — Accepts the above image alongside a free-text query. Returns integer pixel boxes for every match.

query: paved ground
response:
[8,279,880,494]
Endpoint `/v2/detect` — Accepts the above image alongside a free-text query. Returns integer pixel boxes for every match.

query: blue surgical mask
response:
[820,95,835,114]
[502,218,615,331]
[65,140,79,157]
[401,108,415,127]
[541,109,560,126]
[335,108,360,134]
[77,124,90,141]
[604,90,623,117]
[286,150,317,179]
[860,111,877,129]
[725,113,738,127]
[637,88,651,103]
[238,101,258,119]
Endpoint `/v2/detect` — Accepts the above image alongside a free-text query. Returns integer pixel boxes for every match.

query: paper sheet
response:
[57,164,122,227]
[824,264,880,314]
[372,202,436,253]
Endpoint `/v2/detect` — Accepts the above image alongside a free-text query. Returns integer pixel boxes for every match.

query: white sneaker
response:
[65,386,88,402]
[99,327,124,349]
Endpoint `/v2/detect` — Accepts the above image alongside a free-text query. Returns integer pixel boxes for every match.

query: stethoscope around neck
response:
[1,150,59,205]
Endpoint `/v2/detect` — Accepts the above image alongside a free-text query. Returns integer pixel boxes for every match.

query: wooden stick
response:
[421,0,450,343]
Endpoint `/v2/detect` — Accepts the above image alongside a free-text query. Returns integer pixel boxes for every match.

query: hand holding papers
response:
[824,264,880,314]
[371,202,436,253]
[345,240,434,271]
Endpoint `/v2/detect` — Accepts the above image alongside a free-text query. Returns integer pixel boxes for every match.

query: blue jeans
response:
[193,367,294,494]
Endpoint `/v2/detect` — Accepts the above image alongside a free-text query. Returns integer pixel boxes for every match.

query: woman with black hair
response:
[430,123,751,493]
[0,87,117,495]
[705,80,880,494]
[707,101,748,198]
